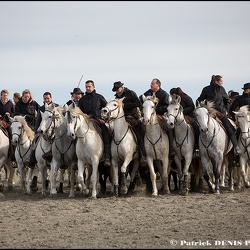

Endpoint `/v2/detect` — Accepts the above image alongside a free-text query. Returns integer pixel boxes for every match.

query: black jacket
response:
[229,92,250,121]
[196,82,230,115]
[79,90,107,119]
[140,88,170,115]
[0,100,14,122]
[14,98,40,130]
[180,95,196,119]
[114,87,141,119]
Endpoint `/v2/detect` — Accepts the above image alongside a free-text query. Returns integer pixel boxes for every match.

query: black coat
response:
[229,92,250,121]
[79,90,107,119]
[180,95,196,119]
[196,82,230,115]
[0,100,14,122]
[140,88,170,115]
[14,98,40,130]
[114,87,141,119]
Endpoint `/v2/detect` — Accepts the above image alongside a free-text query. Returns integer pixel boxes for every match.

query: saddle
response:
[184,115,194,124]
[90,118,103,140]
[156,114,168,132]
[0,122,9,137]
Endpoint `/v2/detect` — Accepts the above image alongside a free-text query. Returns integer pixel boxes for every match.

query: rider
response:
[229,82,250,121]
[0,89,16,166]
[169,87,200,157]
[139,78,173,155]
[14,89,40,131]
[66,87,84,107]
[78,80,111,168]
[27,92,59,169]
[196,74,241,155]
[112,81,147,166]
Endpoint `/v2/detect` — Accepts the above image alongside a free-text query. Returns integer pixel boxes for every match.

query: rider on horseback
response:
[169,87,200,158]
[79,80,112,168]
[0,89,16,167]
[27,91,59,169]
[112,81,147,166]
[196,74,241,155]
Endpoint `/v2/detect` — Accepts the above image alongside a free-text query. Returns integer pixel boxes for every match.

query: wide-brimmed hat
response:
[70,87,84,95]
[112,81,124,92]
[242,82,250,90]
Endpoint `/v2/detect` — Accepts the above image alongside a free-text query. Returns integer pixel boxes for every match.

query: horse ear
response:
[204,99,208,106]
[142,94,147,103]
[8,116,14,123]
[177,95,181,104]
[195,100,200,107]
[63,104,69,112]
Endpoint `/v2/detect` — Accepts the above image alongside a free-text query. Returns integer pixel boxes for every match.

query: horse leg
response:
[7,164,15,191]
[77,161,89,197]
[90,160,99,199]
[68,167,76,198]
[127,159,139,195]
[49,160,59,196]
[147,158,157,196]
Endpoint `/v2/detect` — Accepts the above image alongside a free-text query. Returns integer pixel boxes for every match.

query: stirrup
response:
[11,161,18,168]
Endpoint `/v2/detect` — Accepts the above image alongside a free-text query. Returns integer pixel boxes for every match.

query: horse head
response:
[142,94,159,125]
[164,95,184,129]
[9,115,34,145]
[234,105,250,140]
[38,103,63,141]
[100,98,125,122]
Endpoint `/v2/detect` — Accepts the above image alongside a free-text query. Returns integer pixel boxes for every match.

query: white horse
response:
[100,98,140,196]
[9,116,34,194]
[65,103,104,199]
[164,96,202,195]
[194,101,235,194]
[141,94,170,196]
[38,103,78,197]
[233,105,250,189]
[0,125,16,192]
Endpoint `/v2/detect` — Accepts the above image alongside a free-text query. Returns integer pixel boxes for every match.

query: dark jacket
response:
[140,88,169,115]
[180,95,196,119]
[196,82,230,115]
[14,98,40,130]
[229,92,250,121]
[79,90,107,119]
[34,102,59,133]
[0,100,14,122]
[114,87,141,119]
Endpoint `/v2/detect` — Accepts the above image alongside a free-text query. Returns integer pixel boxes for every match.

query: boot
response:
[42,150,53,162]
[27,149,37,169]
[229,134,241,155]
[135,123,147,166]
[9,143,16,161]
[104,144,111,167]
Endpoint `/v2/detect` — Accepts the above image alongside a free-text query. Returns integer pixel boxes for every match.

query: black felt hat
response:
[70,87,84,95]
[112,81,124,92]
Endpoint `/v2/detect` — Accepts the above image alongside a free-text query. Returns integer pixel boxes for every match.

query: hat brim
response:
[112,84,124,92]
[71,92,84,94]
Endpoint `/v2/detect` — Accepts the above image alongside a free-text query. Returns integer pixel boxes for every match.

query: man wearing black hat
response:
[112,81,147,166]
[229,82,250,121]
[66,87,84,107]
[79,80,111,167]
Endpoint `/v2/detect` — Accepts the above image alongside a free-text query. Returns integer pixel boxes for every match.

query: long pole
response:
[77,75,83,88]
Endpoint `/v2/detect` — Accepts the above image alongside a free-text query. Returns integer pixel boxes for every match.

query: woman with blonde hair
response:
[14,89,40,131]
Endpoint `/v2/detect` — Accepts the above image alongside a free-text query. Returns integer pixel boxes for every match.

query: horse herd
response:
[0,95,249,198]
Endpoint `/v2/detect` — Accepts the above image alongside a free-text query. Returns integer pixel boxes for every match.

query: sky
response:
[1,1,250,106]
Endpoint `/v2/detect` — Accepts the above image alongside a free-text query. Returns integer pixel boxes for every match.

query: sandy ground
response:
[0,168,250,249]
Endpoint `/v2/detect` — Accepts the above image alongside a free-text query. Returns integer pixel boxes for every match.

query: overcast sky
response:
[1,1,250,105]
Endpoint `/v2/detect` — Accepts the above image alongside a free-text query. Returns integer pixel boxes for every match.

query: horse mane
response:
[200,100,217,117]
[68,106,91,122]
[13,115,35,141]
[169,98,179,106]
[144,94,159,105]
[114,98,124,108]
[238,105,250,116]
